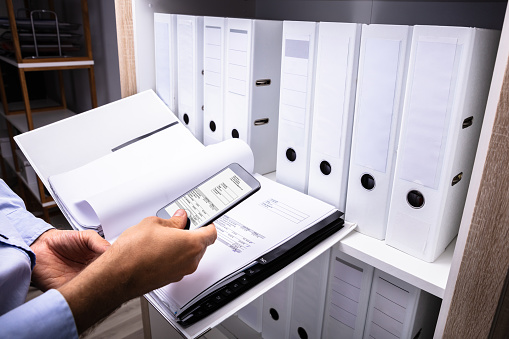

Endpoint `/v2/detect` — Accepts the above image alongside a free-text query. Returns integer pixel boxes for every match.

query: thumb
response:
[169,209,188,229]
[190,223,217,246]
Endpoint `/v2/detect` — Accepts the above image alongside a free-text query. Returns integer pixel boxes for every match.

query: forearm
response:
[57,246,135,334]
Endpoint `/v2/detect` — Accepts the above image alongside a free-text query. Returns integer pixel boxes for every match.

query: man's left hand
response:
[30,229,111,291]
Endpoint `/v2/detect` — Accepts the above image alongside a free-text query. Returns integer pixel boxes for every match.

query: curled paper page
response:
[89,139,254,241]
[49,130,254,241]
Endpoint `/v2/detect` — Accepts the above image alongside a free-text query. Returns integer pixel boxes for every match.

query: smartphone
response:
[156,163,261,230]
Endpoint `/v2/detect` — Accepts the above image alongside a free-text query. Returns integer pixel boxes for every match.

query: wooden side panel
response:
[114,0,137,98]
[443,54,509,338]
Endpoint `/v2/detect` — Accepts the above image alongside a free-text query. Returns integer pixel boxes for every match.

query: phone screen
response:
[162,167,254,230]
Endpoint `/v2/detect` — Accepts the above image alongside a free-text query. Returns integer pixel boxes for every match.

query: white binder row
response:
[276,20,498,262]
[154,15,499,261]
[239,249,441,339]
[322,250,442,339]
[154,14,282,174]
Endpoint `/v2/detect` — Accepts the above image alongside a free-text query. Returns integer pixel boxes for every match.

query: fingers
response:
[81,230,111,254]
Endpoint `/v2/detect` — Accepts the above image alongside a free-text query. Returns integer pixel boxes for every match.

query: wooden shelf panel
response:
[0,55,94,69]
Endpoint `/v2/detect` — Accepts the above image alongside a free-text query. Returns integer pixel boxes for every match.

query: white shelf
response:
[0,55,94,69]
[339,230,453,298]
[262,171,452,299]
[4,108,75,133]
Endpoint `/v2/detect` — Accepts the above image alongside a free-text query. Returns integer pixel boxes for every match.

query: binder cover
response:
[307,22,361,210]
[177,15,204,141]
[345,24,412,240]
[203,16,226,146]
[385,26,500,261]
[276,20,318,193]
[154,13,178,114]
[322,250,374,339]
[224,18,283,174]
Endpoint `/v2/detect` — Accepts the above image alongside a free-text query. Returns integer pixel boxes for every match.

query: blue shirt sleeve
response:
[0,289,78,339]
[0,180,78,338]
[0,179,53,267]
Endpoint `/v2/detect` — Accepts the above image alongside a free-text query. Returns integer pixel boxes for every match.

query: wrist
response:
[57,245,133,334]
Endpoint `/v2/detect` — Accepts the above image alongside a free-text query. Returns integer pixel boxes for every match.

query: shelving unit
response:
[114,1,509,338]
[0,0,97,221]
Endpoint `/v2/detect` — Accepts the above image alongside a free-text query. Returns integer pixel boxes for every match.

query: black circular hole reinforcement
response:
[297,327,308,339]
[407,190,425,208]
[360,173,375,190]
[286,148,297,162]
[183,113,190,125]
[231,129,239,138]
[209,120,216,132]
[320,160,332,175]
[269,308,279,321]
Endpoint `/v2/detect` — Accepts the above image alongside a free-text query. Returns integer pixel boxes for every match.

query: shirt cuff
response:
[0,289,78,339]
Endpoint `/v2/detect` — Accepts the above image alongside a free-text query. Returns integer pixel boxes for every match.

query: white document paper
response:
[49,132,254,241]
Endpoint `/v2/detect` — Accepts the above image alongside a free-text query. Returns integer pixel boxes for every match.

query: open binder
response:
[14,90,356,337]
[165,209,344,327]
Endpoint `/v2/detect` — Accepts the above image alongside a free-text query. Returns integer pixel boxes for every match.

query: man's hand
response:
[30,229,111,291]
[57,210,217,334]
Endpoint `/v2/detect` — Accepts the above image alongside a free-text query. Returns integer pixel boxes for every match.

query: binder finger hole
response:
[269,308,279,321]
[297,327,308,339]
[209,121,216,132]
[231,129,239,138]
[286,148,297,162]
[407,190,425,208]
[183,113,190,125]
[360,174,375,190]
[320,160,331,175]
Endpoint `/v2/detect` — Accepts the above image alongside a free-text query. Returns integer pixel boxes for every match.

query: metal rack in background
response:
[0,7,83,58]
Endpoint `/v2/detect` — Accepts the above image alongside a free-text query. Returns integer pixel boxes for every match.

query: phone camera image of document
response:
[162,167,253,230]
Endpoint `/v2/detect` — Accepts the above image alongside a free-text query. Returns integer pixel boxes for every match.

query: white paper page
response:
[49,123,203,227]
[91,139,255,241]
[155,174,337,311]
[49,124,254,241]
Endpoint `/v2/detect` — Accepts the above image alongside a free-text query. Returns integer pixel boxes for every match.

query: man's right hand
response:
[58,210,217,334]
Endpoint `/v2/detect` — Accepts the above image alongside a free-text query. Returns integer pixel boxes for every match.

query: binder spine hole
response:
[254,118,269,126]
[297,327,308,339]
[231,129,239,138]
[286,148,297,162]
[462,116,473,129]
[452,172,463,186]
[360,174,375,190]
[269,308,279,321]
[183,114,190,125]
[320,160,332,175]
[209,121,216,132]
[255,79,271,86]
[407,190,425,209]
